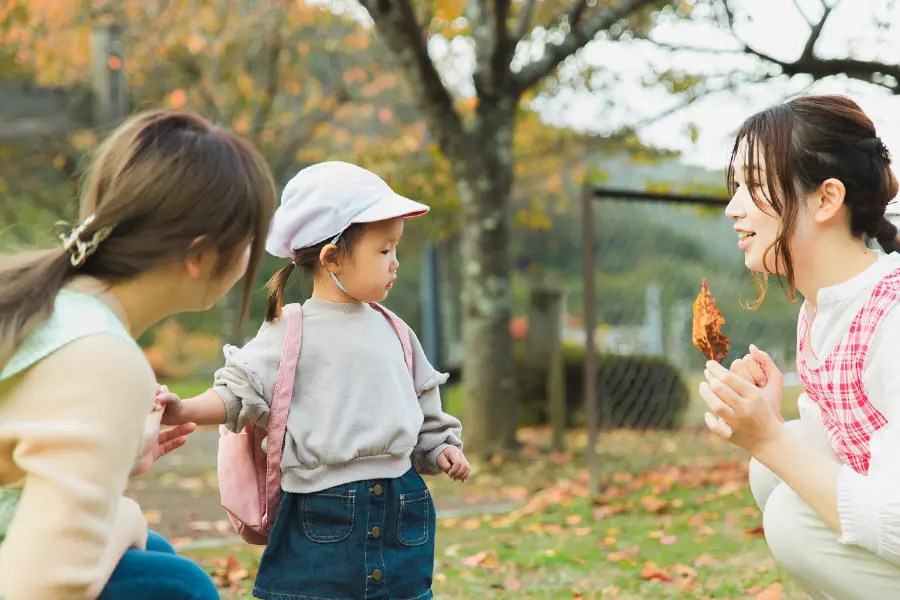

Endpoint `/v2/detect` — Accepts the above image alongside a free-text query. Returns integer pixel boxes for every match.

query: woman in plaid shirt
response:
[701,95,900,599]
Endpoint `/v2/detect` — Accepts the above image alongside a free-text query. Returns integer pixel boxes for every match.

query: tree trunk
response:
[455,103,519,458]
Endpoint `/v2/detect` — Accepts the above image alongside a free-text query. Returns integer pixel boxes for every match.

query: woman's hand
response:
[130,385,196,476]
[699,346,784,455]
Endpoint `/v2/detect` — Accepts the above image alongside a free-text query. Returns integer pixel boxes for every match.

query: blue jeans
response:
[97,530,219,600]
[253,467,436,600]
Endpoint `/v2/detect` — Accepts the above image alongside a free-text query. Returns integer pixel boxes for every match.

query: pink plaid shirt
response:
[797,268,900,474]
[793,253,900,563]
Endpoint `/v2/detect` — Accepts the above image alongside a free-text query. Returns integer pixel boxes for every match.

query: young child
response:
[0,109,277,600]
[159,161,469,599]
[700,95,900,598]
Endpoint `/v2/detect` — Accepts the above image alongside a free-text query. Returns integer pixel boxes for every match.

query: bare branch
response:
[512,0,662,94]
[791,0,815,26]
[719,0,899,93]
[514,0,538,41]
[644,38,748,55]
[357,0,468,161]
[799,1,833,61]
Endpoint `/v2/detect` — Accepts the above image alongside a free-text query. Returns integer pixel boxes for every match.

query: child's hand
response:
[157,385,189,426]
[131,385,196,476]
[436,447,470,482]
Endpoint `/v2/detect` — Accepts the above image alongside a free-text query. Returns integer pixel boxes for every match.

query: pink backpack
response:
[216,302,414,545]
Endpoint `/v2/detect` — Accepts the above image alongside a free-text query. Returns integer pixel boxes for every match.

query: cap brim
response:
[351,193,429,224]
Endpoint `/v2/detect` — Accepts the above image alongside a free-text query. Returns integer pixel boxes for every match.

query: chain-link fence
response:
[437,189,805,438]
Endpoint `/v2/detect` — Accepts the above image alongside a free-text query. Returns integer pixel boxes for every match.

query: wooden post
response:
[525,282,567,451]
[581,184,598,495]
[90,24,128,128]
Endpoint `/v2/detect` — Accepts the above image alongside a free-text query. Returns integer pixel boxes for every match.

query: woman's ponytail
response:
[874,216,900,254]
[0,248,74,368]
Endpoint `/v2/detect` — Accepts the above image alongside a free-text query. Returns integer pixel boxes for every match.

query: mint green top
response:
[0,289,134,543]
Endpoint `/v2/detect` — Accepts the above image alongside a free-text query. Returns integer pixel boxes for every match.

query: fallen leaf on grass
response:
[593,504,626,521]
[461,550,500,569]
[600,584,620,597]
[660,534,678,545]
[573,527,592,536]
[640,561,673,582]
[226,555,249,583]
[505,575,522,591]
[607,545,640,563]
[745,523,765,537]
[207,555,251,591]
[640,495,669,513]
[672,564,697,578]
[756,583,782,600]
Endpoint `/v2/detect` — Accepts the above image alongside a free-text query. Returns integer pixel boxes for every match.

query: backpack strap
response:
[369,303,413,378]
[263,303,303,526]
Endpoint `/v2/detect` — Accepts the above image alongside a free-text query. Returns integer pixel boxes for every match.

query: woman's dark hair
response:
[265,223,366,321]
[727,95,899,304]
[0,109,277,365]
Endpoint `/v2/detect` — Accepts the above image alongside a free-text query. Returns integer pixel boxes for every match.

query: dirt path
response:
[126,426,517,543]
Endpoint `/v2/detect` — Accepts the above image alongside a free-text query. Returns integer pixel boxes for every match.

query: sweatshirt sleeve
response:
[836,305,900,564]
[213,317,287,433]
[0,334,155,600]
[406,327,463,475]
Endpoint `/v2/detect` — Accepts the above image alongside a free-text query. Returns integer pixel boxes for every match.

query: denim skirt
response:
[252,467,436,600]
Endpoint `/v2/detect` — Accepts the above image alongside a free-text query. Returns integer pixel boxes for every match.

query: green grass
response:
[176,371,806,598]
[163,379,214,400]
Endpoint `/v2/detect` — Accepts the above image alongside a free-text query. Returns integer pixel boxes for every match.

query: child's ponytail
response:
[265,262,295,322]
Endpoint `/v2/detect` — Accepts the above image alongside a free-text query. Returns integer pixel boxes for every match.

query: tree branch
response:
[514,0,538,41]
[719,0,898,93]
[790,0,815,26]
[799,1,832,62]
[512,0,662,94]
[468,0,514,101]
[357,0,469,161]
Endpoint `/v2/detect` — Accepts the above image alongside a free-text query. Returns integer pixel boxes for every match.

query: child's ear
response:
[185,236,209,279]
[319,244,341,272]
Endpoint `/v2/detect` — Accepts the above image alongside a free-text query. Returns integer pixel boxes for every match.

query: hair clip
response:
[56,214,115,267]
[877,138,892,163]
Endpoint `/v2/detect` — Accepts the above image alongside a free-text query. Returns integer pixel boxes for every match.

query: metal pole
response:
[581,184,598,495]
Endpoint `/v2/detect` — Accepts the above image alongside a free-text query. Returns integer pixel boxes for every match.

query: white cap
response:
[265,161,430,258]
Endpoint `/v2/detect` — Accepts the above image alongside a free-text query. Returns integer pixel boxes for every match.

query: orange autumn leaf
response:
[640,561,673,582]
[756,583,783,600]
[692,278,730,363]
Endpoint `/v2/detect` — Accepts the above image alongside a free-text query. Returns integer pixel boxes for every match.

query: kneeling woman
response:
[702,95,900,599]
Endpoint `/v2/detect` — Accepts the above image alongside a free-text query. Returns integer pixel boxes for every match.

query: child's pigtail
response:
[265,262,295,322]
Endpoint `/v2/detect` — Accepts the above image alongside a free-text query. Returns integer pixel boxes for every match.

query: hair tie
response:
[56,214,115,267]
